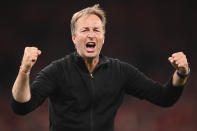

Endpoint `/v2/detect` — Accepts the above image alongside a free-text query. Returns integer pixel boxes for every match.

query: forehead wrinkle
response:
[77,15,102,26]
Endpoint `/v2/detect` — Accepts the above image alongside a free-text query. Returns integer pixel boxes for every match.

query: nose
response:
[87,30,96,39]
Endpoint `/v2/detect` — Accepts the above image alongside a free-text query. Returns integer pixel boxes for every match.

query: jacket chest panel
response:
[68,70,122,98]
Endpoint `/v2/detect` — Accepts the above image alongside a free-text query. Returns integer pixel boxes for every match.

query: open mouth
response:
[86,42,96,48]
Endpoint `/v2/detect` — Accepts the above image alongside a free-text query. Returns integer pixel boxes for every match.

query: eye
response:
[81,29,88,32]
[94,29,100,32]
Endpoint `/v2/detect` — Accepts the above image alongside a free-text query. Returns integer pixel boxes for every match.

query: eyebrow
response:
[81,27,101,29]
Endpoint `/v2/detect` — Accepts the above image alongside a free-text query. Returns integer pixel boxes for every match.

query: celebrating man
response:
[11,4,189,131]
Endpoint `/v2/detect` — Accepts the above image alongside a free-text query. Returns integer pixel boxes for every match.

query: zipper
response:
[87,61,106,131]
[90,73,95,131]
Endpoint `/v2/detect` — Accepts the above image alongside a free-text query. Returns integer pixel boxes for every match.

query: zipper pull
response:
[90,73,94,79]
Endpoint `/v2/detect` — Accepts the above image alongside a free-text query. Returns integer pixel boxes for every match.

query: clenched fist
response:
[168,52,189,76]
[20,47,41,73]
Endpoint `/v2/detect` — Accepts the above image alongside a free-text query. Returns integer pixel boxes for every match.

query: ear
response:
[102,36,105,44]
[72,34,76,45]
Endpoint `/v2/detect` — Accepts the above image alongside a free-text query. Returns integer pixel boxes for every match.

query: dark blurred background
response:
[0,0,196,130]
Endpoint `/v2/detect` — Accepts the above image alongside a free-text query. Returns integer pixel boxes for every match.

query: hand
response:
[20,47,41,73]
[168,52,189,75]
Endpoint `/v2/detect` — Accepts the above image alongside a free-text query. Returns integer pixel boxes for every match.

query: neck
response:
[83,56,99,73]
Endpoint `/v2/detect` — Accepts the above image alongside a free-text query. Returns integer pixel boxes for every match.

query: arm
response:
[123,52,189,107]
[168,52,189,86]
[12,47,41,103]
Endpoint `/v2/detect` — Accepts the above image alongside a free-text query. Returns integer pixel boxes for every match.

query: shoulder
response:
[105,56,136,69]
[103,56,122,66]
[103,56,140,79]
[51,53,72,64]
[49,53,76,69]
[40,53,74,74]
[106,56,140,76]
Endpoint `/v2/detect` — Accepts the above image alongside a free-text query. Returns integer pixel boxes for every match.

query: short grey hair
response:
[70,4,106,35]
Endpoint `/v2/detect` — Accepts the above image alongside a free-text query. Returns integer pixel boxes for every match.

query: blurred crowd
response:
[0,0,196,131]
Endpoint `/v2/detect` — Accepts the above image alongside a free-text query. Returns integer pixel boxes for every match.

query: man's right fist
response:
[20,47,41,73]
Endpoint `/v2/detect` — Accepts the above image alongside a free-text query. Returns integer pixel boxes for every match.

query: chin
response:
[85,55,96,59]
[84,53,97,59]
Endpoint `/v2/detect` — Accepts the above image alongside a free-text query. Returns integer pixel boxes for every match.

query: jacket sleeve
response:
[122,62,185,107]
[11,62,58,115]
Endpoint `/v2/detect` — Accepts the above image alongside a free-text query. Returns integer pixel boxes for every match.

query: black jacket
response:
[11,52,184,131]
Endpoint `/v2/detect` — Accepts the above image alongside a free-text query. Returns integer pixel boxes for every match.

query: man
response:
[11,4,190,131]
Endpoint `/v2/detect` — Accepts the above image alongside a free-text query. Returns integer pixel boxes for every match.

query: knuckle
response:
[32,47,38,50]
[180,52,185,55]
[24,47,29,52]
[172,53,176,57]
[25,47,30,49]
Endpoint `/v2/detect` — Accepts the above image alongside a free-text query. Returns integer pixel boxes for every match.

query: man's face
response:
[72,14,105,59]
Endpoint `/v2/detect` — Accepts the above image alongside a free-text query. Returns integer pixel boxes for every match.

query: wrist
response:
[19,65,31,74]
[176,67,190,79]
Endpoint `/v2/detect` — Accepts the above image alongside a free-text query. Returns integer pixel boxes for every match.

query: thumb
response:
[168,57,178,70]
[37,50,42,55]
[168,57,174,64]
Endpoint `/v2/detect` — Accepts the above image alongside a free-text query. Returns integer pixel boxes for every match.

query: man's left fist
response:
[168,52,189,75]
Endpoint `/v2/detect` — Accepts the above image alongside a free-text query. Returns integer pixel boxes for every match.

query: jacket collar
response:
[72,51,109,68]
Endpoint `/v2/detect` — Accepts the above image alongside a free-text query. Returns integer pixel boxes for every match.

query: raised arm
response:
[168,52,189,86]
[12,47,41,103]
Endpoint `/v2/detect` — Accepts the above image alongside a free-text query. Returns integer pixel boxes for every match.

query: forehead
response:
[76,14,103,28]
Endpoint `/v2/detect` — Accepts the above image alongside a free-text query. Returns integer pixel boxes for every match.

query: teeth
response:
[86,42,96,47]
[87,43,95,45]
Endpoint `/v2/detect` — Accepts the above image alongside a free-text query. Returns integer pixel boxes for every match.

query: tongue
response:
[86,46,95,52]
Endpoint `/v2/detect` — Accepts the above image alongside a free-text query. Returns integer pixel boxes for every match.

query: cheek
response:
[75,42,82,50]
[98,37,104,46]
[74,36,84,47]
[77,35,86,43]
[97,42,104,51]
[99,35,104,43]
